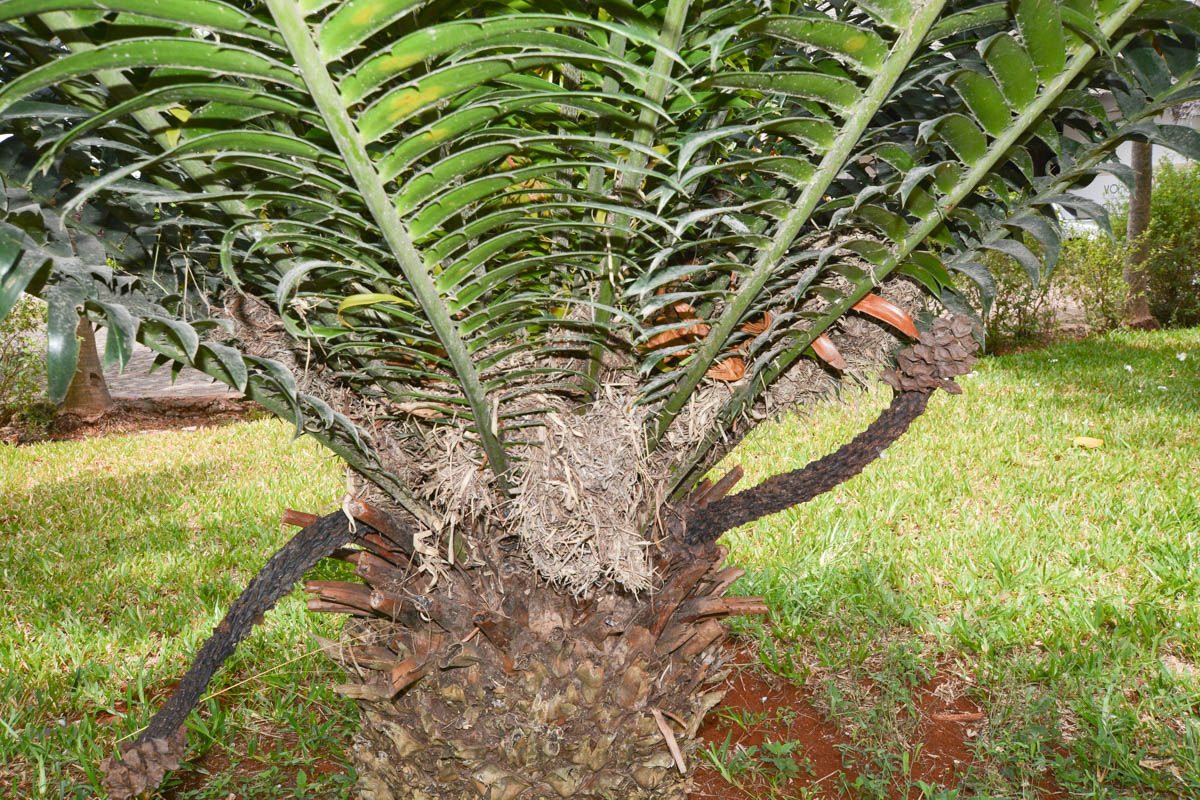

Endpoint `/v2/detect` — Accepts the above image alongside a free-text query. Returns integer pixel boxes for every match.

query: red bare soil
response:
[163,729,345,799]
[691,658,859,799]
[906,669,987,795]
[691,652,1066,800]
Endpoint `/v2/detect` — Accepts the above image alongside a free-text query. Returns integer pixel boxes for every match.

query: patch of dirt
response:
[907,668,985,792]
[691,652,1067,800]
[163,727,345,799]
[691,653,859,799]
[2,395,258,444]
[906,665,1065,799]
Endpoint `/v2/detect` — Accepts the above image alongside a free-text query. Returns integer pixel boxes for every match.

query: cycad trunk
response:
[306,494,760,799]
[101,318,979,800]
[303,318,978,799]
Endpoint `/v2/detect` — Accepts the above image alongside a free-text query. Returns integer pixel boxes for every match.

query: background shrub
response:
[975,247,1056,350]
[976,157,1200,349]
[0,295,51,432]
[1137,160,1200,327]
[1054,233,1132,333]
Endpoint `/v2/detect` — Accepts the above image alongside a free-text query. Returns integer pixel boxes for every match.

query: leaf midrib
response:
[649,0,953,450]
[266,0,512,494]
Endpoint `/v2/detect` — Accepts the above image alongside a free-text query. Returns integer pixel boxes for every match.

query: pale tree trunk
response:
[1124,140,1160,330]
[62,315,113,417]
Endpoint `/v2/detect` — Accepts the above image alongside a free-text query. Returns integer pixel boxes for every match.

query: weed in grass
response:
[699,733,814,793]
[758,739,815,786]
[716,706,771,731]
[700,730,760,785]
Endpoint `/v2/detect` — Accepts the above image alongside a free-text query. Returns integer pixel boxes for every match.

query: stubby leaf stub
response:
[881,315,979,395]
[100,727,187,800]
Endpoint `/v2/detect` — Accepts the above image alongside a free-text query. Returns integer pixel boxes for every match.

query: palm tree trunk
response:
[1124,140,1159,330]
[61,315,113,417]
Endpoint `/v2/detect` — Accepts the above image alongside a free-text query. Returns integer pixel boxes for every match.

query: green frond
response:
[3,0,1199,523]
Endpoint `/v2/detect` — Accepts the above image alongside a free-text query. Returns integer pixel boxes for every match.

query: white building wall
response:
[1071,99,1200,210]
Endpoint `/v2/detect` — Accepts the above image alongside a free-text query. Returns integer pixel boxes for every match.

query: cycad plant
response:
[2,0,1200,797]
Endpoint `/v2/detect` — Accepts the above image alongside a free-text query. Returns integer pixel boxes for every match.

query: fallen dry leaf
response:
[644,301,710,351]
[930,711,985,723]
[706,356,745,382]
[739,312,773,337]
[812,334,848,370]
[650,708,687,775]
[1073,436,1104,449]
[645,321,710,350]
[853,294,919,339]
[390,402,445,419]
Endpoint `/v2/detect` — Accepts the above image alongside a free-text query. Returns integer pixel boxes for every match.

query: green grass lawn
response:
[1,327,1197,799]
[0,417,354,798]
[718,327,1200,798]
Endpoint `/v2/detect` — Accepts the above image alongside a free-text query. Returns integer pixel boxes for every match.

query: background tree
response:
[1124,138,1159,328]
[0,82,212,418]
[2,1,1200,798]
[1116,29,1200,330]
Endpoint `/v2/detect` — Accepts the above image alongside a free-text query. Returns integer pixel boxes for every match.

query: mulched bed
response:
[2,395,258,444]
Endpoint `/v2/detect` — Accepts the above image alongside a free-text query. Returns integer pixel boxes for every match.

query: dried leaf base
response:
[308,529,762,800]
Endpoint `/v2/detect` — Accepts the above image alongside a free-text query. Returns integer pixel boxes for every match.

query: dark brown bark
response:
[61,316,113,417]
[1124,140,1160,330]
[684,390,930,544]
[685,315,979,545]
